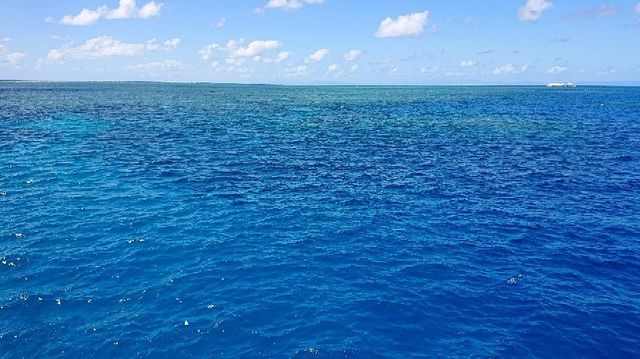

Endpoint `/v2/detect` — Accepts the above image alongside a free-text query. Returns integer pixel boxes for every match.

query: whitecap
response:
[506,274,522,285]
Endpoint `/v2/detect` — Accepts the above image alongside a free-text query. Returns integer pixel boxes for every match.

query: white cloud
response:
[460,60,476,67]
[285,65,307,76]
[495,64,517,74]
[127,59,183,72]
[163,38,181,50]
[518,0,553,22]
[444,71,464,77]
[198,39,283,68]
[260,51,291,64]
[266,0,303,10]
[547,65,568,74]
[421,66,464,77]
[59,6,108,26]
[231,40,282,57]
[106,0,162,19]
[305,48,329,63]
[47,36,174,62]
[350,64,358,72]
[198,44,219,60]
[0,44,26,65]
[327,63,339,73]
[57,0,162,26]
[137,1,162,18]
[344,49,362,61]
[260,0,325,12]
[275,51,291,63]
[493,63,529,75]
[375,11,429,38]
[261,51,292,64]
[198,39,282,59]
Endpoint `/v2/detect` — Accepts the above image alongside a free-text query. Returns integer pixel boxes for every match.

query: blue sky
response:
[0,0,639,84]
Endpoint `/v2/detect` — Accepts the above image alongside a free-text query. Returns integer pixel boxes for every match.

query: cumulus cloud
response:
[127,59,183,72]
[107,0,162,19]
[547,65,568,74]
[350,64,358,72]
[198,44,220,61]
[0,44,26,65]
[260,51,292,64]
[274,51,292,63]
[198,39,283,68]
[305,48,329,63]
[276,51,291,62]
[327,63,339,73]
[47,36,177,62]
[56,0,162,26]
[232,40,282,57]
[460,60,476,67]
[163,38,181,50]
[518,0,553,22]
[493,63,529,75]
[375,11,429,38]
[59,6,108,26]
[198,39,282,60]
[343,49,362,61]
[258,0,325,12]
[266,0,303,10]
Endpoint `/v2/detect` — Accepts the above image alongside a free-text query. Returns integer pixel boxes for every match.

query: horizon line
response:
[2,79,640,87]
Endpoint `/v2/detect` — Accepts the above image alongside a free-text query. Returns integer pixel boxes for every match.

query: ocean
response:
[1,82,639,358]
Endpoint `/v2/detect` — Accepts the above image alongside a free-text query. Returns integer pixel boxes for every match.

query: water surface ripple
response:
[1,83,639,357]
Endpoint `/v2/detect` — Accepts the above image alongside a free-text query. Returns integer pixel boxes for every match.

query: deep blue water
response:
[1,82,639,358]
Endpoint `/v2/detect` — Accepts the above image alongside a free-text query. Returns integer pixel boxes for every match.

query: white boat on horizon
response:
[547,82,576,88]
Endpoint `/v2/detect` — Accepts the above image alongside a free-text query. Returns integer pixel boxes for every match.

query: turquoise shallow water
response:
[1,82,639,357]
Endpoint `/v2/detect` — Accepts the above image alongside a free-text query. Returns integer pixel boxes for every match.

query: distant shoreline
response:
[1,79,639,87]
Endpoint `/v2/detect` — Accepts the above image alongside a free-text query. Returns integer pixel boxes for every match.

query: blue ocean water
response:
[1,82,639,358]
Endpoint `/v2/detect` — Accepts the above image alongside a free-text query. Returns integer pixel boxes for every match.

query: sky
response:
[0,0,639,84]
